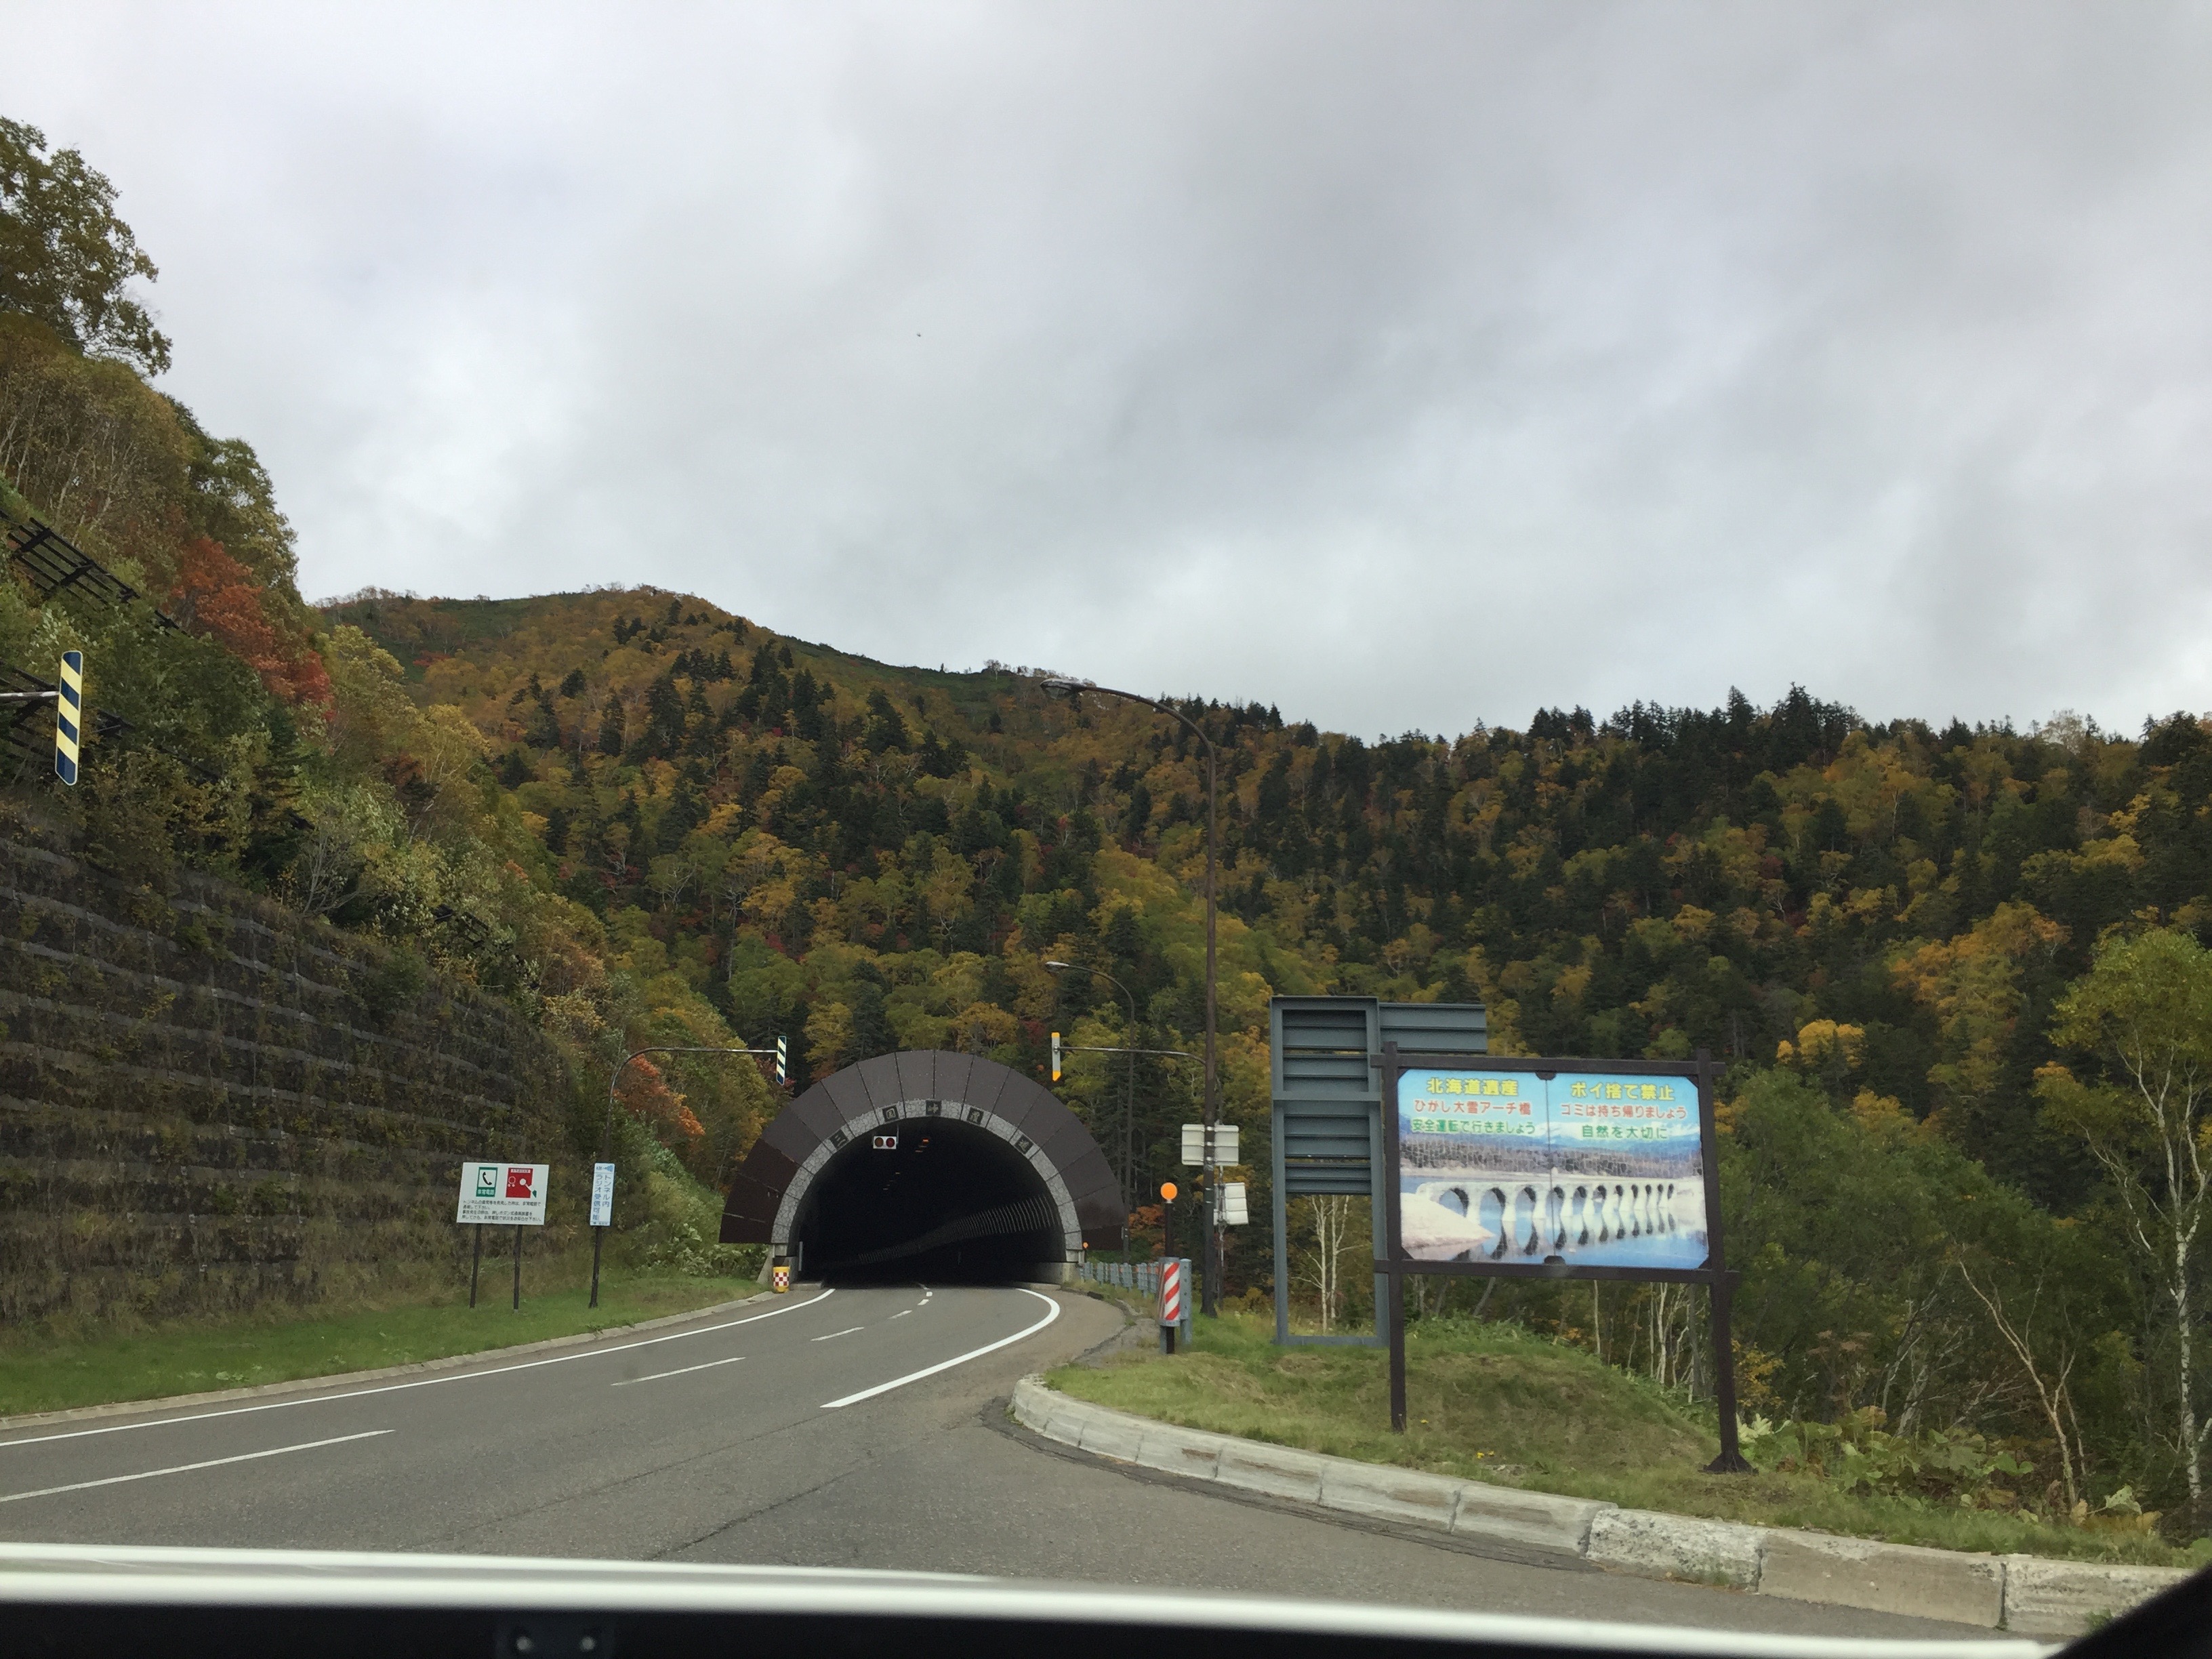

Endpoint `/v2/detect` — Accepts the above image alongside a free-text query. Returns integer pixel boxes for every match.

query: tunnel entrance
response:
[719,1049,1126,1282]
[797,1118,1062,1282]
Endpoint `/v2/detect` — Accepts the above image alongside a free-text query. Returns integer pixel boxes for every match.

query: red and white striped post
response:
[1159,1257,1183,1354]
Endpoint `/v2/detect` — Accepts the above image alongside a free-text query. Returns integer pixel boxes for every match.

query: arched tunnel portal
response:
[720,1050,1126,1282]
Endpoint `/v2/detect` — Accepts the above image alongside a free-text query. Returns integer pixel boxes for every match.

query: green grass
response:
[0,1271,755,1418]
[1049,1307,2202,1569]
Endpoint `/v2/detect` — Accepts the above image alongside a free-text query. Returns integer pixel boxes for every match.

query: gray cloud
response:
[7,1,2210,737]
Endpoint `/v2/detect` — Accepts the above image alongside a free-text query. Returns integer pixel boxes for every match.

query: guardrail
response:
[1073,1258,1164,1296]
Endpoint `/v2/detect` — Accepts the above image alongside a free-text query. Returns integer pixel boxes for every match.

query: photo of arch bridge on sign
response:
[1394,1065,1711,1271]
[720,1050,1126,1282]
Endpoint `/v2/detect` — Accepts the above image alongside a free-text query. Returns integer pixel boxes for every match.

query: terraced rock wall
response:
[0,834,573,1326]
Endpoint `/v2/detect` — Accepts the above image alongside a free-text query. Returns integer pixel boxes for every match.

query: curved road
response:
[0,1284,1988,1640]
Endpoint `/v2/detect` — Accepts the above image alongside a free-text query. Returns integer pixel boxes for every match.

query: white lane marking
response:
[0,1431,391,1507]
[821,1289,1060,1409]
[890,1310,911,1319]
[0,1289,838,1452]
[810,1327,865,1343]
[612,1355,745,1387]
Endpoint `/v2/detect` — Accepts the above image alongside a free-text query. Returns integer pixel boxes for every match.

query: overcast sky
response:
[7,2,2210,739]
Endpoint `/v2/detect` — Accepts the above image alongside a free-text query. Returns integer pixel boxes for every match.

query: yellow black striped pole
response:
[55,650,82,785]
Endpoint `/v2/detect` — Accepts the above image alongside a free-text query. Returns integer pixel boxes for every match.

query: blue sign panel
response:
[1396,1067,1707,1270]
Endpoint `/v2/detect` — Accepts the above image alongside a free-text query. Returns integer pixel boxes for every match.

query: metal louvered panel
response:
[1270,996,1486,1347]
[1378,1000,1488,1059]
[1271,996,1378,1101]
[1278,1099,1373,1165]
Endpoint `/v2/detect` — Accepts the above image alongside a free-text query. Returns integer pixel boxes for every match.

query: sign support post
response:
[469,1223,484,1307]
[1695,1049,1750,1472]
[513,1224,524,1310]
[1382,1043,1410,1431]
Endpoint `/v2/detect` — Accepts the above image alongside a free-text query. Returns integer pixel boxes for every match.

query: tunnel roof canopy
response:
[720,1050,1126,1256]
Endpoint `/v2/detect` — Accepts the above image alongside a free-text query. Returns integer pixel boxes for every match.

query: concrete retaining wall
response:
[1010,1376,2192,1637]
[0,835,571,1326]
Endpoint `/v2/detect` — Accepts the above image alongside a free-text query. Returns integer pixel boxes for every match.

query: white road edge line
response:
[612,1355,745,1387]
[821,1288,1060,1409]
[0,1289,838,1451]
[810,1327,865,1343]
[890,1310,912,1319]
[0,1431,392,1506]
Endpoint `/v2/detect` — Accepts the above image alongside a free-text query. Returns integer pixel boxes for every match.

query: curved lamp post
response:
[1042,676,1221,1316]
[596,1044,779,1307]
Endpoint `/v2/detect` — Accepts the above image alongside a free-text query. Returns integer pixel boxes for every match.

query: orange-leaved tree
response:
[170,535,332,711]
[617,1057,705,1147]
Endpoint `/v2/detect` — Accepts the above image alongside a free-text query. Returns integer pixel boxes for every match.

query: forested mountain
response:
[321,586,2200,1221]
[10,111,2212,1533]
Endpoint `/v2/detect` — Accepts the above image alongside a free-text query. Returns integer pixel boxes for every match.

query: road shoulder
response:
[0,1290,784,1435]
[1008,1373,2189,1639]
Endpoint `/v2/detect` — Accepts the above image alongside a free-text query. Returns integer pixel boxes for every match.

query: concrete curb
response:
[1010,1376,2192,1637]
[0,1290,775,1433]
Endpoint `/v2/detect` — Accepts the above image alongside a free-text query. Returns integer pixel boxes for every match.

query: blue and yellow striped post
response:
[55,651,83,785]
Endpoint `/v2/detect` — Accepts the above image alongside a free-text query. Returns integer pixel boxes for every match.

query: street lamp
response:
[597,1044,780,1307]
[1042,676,1222,1316]
[1044,959,1139,1218]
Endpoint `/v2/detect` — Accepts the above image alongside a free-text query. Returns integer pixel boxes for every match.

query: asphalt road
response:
[0,1284,1994,1640]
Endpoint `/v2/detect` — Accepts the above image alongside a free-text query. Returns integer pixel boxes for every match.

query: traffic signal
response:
[1050,1030,1062,1083]
[54,651,81,785]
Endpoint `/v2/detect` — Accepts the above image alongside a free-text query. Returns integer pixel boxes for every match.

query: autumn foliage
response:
[617,1057,705,1146]
[170,535,331,711]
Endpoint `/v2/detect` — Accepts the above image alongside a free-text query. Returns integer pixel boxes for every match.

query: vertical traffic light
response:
[54,651,82,785]
[1050,1030,1062,1083]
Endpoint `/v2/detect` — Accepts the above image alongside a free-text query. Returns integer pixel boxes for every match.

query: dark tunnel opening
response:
[794,1118,1064,1284]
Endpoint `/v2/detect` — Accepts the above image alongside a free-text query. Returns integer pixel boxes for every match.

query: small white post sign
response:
[457,1162,549,1225]
[1219,1181,1249,1226]
[589,1162,616,1229]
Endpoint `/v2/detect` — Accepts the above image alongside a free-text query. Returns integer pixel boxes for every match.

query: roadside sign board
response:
[1397,1065,1706,1270]
[1218,1181,1249,1226]
[1179,1123,1239,1166]
[1374,1043,1746,1467]
[457,1162,549,1225]
[589,1162,615,1228]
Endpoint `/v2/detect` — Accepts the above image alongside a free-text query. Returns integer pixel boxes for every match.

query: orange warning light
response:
[1160,1181,1179,1202]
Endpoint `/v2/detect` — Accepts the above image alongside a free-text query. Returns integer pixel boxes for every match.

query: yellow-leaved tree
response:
[2038,928,2212,1520]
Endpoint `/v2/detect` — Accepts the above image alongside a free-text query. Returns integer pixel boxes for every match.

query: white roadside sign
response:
[457,1162,550,1225]
[589,1161,615,1228]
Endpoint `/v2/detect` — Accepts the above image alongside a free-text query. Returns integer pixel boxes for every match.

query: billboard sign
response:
[1395,1065,1708,1271]
[457,1162,549,1225]
[1365,1036,1743,1467]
